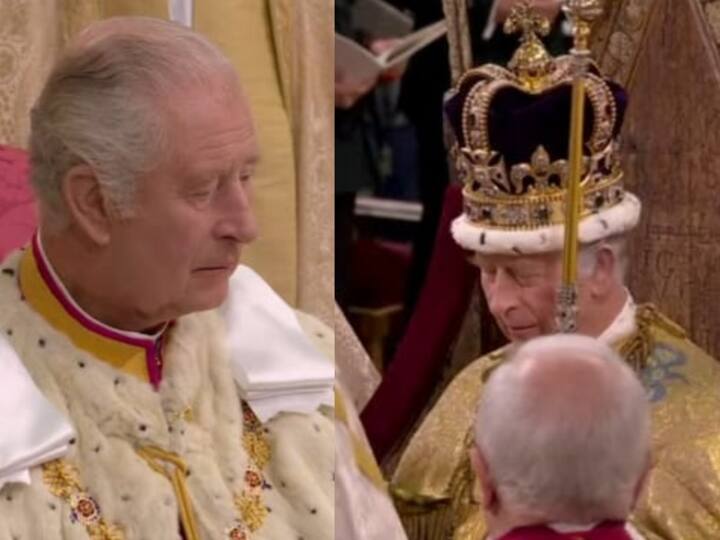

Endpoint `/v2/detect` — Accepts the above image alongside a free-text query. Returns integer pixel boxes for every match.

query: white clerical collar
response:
[548,522,599,532]
[220,265,334,422]
[597,289,637,347]
[489,522,597,540]
[550,521,645,540]
[491,521,644,540]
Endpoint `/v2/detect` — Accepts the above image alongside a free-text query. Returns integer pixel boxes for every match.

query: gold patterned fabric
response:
[335,304,381,411]
[275,0,334,326]
[391,305,720,540]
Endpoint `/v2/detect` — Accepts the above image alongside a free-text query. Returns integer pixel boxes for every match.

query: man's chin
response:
[186,283,230,313]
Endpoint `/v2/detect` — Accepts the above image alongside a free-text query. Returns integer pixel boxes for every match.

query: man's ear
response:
[587,245,617,298]
[631,451,653,510]
[469,445,500,514]
[60,164,112,245]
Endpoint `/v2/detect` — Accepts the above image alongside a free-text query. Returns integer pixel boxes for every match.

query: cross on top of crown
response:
[504,1,551,42]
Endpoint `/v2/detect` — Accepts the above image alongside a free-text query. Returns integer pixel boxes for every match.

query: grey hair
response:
[30,17,238,228]
[578,235,629,283]
[474,334,650,523]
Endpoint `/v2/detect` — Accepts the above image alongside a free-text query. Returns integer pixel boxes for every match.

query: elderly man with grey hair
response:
[470,335,650,540]
[0,16,333,540]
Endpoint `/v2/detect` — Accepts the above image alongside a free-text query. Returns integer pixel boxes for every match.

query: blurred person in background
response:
[335,0,406,311]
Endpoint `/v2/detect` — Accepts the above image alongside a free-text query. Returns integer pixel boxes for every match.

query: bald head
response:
[508,336,635,426]
[474,335,650,525]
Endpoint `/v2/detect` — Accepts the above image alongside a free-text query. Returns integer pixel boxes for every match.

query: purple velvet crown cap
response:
[444,64,629,166]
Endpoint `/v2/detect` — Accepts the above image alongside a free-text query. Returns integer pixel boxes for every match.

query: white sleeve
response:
[0,335,75,489]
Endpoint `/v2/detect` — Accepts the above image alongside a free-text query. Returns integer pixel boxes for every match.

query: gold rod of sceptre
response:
[562,71,585,286]
[557,0,604,333]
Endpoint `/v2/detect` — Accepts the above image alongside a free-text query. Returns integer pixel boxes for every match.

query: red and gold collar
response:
[19,232,169,389]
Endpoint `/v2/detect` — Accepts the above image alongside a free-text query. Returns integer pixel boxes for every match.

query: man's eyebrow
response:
[245,154,260,167]
[214,154,260,178]
[512,262,543,274]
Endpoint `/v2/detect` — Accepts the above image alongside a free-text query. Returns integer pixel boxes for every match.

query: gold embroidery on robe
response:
[235,401,271,533]
[42,459,125,540]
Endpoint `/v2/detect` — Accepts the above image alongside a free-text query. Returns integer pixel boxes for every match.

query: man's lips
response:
[504,323,538,339]
[194,261,238,272]
[196,266,230,271]
[508,324,535,331]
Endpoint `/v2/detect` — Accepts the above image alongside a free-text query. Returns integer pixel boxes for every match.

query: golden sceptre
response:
[557,0,604,333]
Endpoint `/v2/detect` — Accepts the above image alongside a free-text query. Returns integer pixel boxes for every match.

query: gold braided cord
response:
[442,0,473,84]
[136,446,201,540]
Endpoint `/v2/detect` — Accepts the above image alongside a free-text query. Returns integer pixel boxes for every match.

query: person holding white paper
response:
[0,17,333,540]
[335,0,409,309]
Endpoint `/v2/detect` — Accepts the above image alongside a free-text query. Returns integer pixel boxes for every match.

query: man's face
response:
[106,80,259,324]
[477,252,563,342]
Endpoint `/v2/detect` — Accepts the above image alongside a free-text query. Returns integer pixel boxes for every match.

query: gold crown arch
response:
[452,2,622,230]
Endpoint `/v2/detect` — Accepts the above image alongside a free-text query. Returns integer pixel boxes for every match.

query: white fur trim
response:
[451,192,642,254]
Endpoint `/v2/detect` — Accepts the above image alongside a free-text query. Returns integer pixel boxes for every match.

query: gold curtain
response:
[0,0,333,324]
[268,0,334,326]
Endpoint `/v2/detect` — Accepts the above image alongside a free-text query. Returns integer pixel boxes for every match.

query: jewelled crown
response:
[445,1,632,236]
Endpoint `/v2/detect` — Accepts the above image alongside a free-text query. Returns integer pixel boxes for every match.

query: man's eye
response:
[191,179,219,198]
[515,274,539,286]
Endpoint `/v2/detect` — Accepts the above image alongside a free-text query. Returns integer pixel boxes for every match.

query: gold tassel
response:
[136,446,200,540]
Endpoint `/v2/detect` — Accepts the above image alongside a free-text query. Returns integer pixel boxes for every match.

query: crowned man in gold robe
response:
[390,2,720,539]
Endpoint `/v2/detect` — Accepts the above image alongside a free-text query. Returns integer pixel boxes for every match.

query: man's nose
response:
[215,181,259,244]
[487,271,519,316]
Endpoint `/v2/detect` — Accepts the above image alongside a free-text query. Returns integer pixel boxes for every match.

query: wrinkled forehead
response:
[473,251,562,271]
[158,82,259,169]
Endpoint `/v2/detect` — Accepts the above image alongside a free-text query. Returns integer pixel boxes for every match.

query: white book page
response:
[336,34,384,84]
[335,20,447,87]
[377,20,447,68]
[351,0,414,38]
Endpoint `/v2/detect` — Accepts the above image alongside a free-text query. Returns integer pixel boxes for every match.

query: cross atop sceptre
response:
[503,1,551,41]
[563,0,605,53]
